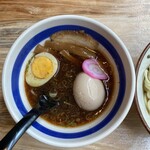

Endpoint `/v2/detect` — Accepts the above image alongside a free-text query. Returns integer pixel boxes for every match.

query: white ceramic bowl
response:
[135,43,150,133]
[2,15,135,148]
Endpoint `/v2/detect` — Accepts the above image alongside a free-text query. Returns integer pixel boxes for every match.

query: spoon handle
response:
[0,108,41,150]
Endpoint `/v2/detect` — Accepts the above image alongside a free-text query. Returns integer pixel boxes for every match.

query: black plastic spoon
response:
[0,95,59,150]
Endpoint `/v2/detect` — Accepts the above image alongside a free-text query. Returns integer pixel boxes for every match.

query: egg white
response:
[25,52,58,87]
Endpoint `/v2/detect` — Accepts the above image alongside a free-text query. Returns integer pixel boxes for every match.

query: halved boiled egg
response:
[25,52,58,87]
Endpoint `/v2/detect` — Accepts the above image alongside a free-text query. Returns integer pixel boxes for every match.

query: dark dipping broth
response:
[25,30,115,127]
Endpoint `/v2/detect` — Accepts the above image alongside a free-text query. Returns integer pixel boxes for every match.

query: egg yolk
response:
[31,56,53,79]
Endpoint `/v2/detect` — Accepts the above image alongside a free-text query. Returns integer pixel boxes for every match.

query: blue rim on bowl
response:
[12,25,125,138]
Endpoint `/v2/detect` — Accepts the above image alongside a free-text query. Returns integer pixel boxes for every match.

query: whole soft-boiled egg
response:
[73,72,106,111]
[25,52,58,87]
